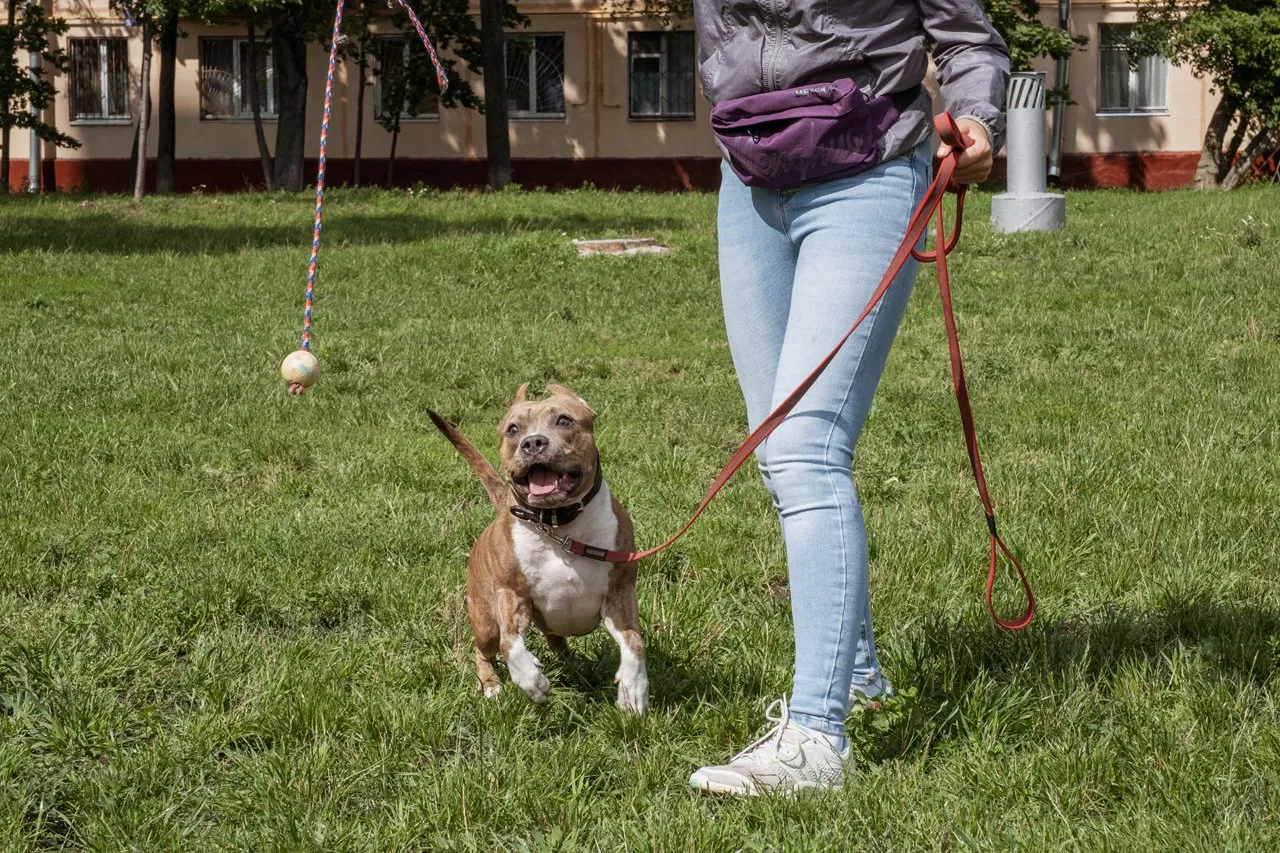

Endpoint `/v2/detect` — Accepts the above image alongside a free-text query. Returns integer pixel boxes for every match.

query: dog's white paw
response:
[616,684,648,716]
[615,664,649,716]
[505,637,550,704]
[482,682,503,699]
[519,671,551,704]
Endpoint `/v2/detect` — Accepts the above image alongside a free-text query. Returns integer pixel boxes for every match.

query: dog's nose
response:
[519,433,550,454]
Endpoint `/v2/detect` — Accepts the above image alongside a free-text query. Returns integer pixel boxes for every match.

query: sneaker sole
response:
[689,775,841,797]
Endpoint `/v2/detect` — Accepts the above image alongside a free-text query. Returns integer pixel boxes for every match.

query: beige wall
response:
[15,0,1209,169]
[1030,1,1212,155]
[30,0,720,165]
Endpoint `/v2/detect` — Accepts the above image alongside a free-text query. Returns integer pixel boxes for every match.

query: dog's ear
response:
[546,384,595,418]
[509,382,529,407]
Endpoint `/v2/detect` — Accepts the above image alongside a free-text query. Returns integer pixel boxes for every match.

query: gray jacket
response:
[693,0,1010,163]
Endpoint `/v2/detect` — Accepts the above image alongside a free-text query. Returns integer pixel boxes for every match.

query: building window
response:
[70,38,130,122]
[628,31,695,120]
[505,34,564,119]
[199,38,278,120]
[1098,24,1168,114]
[373,37,440,121]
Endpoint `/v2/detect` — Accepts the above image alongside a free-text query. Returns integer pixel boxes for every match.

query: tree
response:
[133,14,153,200]
[267,0,318,191]
[977,0,1086,80]
[342,0,381,187]
[375,1,484,187]
[479,0,510,188]
[245,12,274,189]
[113,3,158,200]
[198,0,510,192]
[155,5,181,193]
[201,0,326,191]
[115,0,189,195]
[0,0,79,193]
[1131,0,1280,189]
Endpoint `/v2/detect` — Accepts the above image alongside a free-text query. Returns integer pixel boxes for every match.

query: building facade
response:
[4,0,1213,192]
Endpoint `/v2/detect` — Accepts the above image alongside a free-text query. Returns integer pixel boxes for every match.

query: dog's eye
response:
[555,415,573,428]
[505,423,520,437]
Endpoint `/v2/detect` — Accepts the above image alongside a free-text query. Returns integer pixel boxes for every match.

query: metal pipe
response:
[28,42,39,192]
[1047,0,1069,185]
[992,71,1065,232]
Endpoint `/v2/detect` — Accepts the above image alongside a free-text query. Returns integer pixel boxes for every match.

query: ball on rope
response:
[281,349,320,395]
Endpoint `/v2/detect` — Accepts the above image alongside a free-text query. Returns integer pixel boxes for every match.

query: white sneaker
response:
[689,698,848,796]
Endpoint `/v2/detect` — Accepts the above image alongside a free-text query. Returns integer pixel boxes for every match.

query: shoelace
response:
[729,697,792,764]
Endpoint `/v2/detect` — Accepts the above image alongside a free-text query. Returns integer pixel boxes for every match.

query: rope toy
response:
[282,0,448,395]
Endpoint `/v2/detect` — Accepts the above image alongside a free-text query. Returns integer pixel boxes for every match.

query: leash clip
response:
[535,522,574,553]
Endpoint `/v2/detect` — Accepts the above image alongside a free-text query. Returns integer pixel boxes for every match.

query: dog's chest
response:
[510,494,618,637]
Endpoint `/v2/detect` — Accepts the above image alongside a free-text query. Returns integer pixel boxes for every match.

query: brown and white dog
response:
[428,384,648,715]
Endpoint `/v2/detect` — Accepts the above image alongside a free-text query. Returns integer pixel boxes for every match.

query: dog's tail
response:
[427,410,508,510]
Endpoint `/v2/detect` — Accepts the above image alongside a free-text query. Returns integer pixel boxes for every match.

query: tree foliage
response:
[0,1,79,190]
[977,0,1085,73]
[1131,0,1280,187]
[0,4,76,148]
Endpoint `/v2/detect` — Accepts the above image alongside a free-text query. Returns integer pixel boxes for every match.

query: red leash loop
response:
[541,113,1035,630]
[923,115,1036,628]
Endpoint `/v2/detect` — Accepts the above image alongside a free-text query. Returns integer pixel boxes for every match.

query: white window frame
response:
[199,37,277,121]
[70,38,131,125]
[505,33,565,120]
[628,31,695,121]
[372,37,440,123]
[1097,23,1169,117]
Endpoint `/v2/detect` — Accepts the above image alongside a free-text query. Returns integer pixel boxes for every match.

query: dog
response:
[428,383,648,715]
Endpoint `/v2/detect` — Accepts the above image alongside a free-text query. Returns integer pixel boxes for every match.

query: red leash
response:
[536,113,1035,631]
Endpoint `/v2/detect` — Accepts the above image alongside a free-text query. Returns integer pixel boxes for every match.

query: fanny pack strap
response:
[534,113,1035,631]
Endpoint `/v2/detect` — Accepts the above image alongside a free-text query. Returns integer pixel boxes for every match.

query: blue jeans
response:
[717,140,931,738]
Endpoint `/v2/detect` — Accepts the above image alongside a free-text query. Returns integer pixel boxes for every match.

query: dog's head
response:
[499,383,599,509]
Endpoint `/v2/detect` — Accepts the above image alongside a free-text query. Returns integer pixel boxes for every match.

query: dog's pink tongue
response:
[528,467,560,497]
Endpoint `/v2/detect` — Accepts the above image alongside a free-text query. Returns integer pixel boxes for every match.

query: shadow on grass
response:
[852,591,1280,764]
[525,634,724,714]
[0,211,679,256]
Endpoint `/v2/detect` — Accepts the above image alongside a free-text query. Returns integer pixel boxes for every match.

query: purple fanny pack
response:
[709,78,901,190]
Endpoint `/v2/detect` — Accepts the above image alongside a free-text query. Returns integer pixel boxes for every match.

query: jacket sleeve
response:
[916,0,1011,151]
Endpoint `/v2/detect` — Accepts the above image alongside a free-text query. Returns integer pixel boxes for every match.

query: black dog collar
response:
[510,462,604,528]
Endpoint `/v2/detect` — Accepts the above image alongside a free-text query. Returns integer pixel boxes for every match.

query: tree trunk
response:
[270,12,308,191]
[155,10,178,194]
[386,124,399,188]
[479,0,511,189]
[133,19,153,202]
[1,0,17,193]
[1222,131,1278,191]
[1194,98,1235,190]
[354,51,366,187]
[246,18,274,190]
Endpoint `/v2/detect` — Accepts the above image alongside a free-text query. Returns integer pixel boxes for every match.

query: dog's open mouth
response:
[514,464,583,503]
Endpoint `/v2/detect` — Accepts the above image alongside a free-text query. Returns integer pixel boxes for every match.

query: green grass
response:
[1,184,1278,851]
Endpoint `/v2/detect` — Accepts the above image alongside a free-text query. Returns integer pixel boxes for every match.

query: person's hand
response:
[937,118,994,185]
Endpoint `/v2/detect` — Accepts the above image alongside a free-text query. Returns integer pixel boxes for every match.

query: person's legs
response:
[691,143,929,796]
[768,140,930,739]
[717,161,901,707]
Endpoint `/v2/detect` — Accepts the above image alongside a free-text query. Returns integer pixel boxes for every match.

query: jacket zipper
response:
[761,0,785,91]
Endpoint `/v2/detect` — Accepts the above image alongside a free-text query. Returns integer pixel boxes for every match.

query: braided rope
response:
[392,0,450,90]
[296,0,448,365]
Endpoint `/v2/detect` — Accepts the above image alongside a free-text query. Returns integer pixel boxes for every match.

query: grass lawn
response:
[1,184,1278,850]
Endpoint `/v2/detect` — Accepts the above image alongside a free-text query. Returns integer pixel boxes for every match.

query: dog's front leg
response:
[496,589,551,704]
[602,563,648,716]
